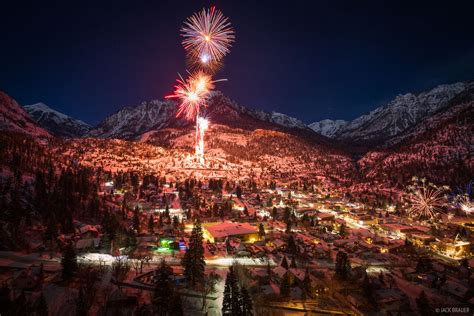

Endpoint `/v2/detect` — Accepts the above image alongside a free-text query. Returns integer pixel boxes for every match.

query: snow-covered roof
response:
[205,222,257,238]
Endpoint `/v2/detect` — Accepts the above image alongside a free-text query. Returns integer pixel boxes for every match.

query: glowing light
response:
[405,178,447,221]
[181,7,235,66]
[166,72,215,121]
[195,116,209,163]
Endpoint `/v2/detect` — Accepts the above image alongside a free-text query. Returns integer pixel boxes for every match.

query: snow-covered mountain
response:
[87,100,177,139]
[0,91,50,138]
[89,91,312,139]
[309,82,470,145]
[308,119,348,137]
[24,103,91,138]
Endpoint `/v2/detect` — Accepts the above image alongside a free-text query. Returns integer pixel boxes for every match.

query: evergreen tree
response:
[61,241,78,280]
[290,257,297,269]
[241,286,253,316]
[153,260,173,315]
[182,220,205,286]
[280,273,291,297]
[222,267,242,316]
[222,269,233,315]
[236,186,242,199]
[280,256,289,269]
[258,223,265,238]
[148,214,154,233]
[339,223,347,237]
[133,206,140,232]
[335,251,350,279]
[287,234,297,255]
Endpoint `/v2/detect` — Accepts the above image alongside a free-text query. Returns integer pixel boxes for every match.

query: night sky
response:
[1,0,473,125]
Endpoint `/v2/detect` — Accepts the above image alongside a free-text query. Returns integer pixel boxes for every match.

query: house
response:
[75,238,100,251]
[203,222,259,243]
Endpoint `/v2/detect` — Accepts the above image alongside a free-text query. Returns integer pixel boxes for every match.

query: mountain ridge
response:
[309,81,471,146]
[24,102,91,138]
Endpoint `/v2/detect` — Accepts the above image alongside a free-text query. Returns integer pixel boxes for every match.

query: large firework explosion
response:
[168,7,234,164]
[404,177,448,221]
[181,6,235,70]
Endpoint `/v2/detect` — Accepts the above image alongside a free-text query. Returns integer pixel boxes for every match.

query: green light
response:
[160,239,172,249]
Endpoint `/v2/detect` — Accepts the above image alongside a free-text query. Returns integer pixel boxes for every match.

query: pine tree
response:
[280,273,291,297]
[222,269,233,315]
[287,234,297,255]
[222,267,243,316]
[148,214,154,233]
[290,257,297,269]
[241,286,253,316]
[339,223,347,237]
[133,206,140,232]
[153,260,173,315]
[335,251,350,279]
[280,256,289,269]
[61,241,78,280]
[182,220,205,286]
[258,223,265,238]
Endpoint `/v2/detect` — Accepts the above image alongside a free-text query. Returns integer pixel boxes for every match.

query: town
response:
[1,169,472,315]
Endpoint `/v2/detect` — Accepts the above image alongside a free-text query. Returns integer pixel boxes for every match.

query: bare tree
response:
[200,271,221,312]
[112,256,131,289]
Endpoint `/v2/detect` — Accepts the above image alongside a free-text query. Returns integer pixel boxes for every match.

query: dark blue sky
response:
[1,0,473,125]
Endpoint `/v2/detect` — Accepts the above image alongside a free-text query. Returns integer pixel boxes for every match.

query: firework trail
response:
[168,7,234,164]
[405,177,447,221]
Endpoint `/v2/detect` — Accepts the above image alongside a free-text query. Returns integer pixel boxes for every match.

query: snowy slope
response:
[0,91,50,138]
[308,119,348,137]
[89,91,312,139]
[24,102,91,138]
[309,82,469,145]
[88,100,177,139]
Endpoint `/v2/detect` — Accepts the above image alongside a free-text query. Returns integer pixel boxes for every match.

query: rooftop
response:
[205,222,258,238]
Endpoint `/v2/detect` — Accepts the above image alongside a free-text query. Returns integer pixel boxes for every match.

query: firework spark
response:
[450,180,474,215]
[166,72,215,120]
[455,194,474,214]
[181,7,235,67]
[405,178,447,221]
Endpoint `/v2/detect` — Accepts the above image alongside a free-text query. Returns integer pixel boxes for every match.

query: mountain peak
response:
[309,81,471,145]
[24,102,91,138]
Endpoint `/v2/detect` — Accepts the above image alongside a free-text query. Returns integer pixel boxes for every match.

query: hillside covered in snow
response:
[310,81,471,146]
[24,103,91,138]
[0,91,50,138]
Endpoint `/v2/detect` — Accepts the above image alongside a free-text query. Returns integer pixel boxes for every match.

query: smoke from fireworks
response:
[181,6,235,70]
[405,177,447,221]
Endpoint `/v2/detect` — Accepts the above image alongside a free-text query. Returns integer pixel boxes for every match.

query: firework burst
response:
[450,180,474,215]
[181,6,235,67]
[166,72,216,120]
[405,177,447,221]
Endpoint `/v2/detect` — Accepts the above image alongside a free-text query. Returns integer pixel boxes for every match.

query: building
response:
[203,222,260,243]
[430,239,471,259]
